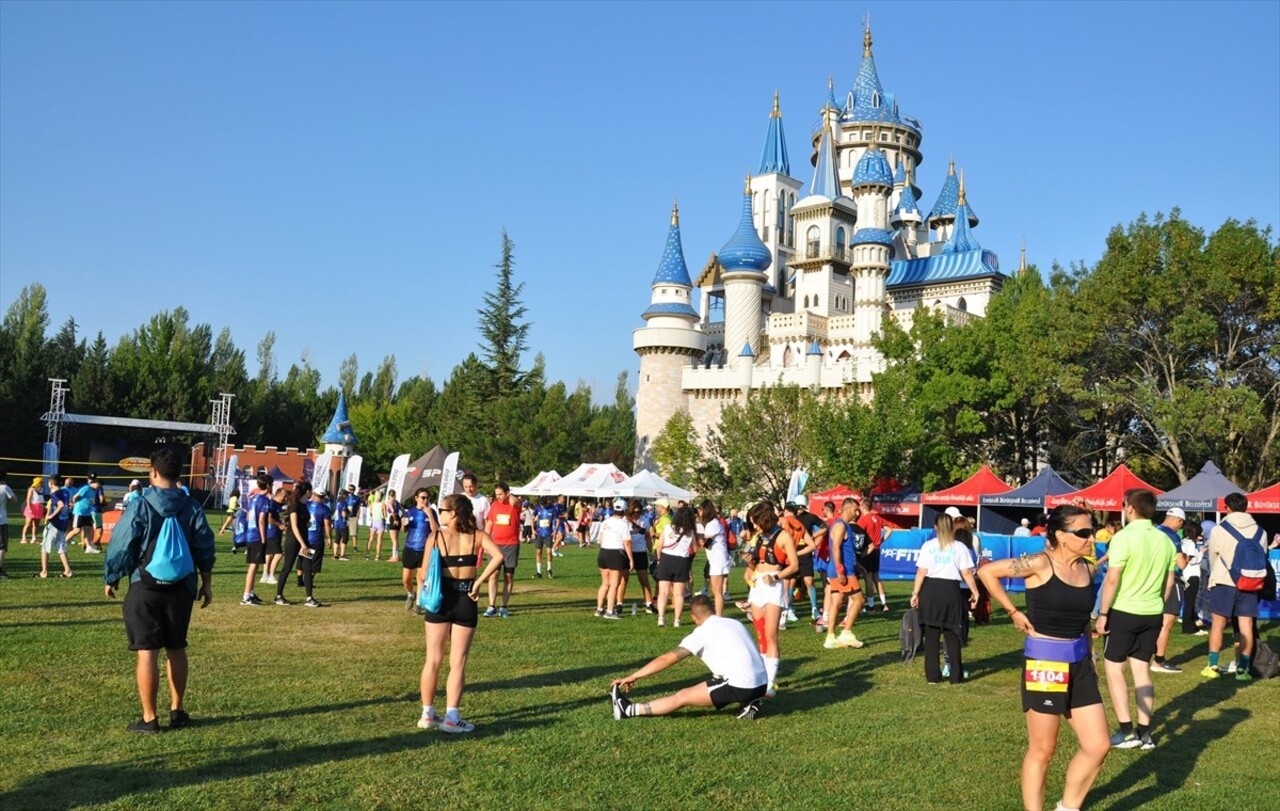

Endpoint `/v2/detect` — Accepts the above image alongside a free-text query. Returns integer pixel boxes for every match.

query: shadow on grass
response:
[0,712,558,811]
[1088,675,1252,810]
[0,617,118,629]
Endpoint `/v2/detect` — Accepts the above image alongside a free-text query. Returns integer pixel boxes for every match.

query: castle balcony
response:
[938,303,975,327]
[767,310,828,341]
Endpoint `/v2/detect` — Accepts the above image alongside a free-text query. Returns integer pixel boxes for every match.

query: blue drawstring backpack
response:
[141,501,196,588]
[418,542,443,613]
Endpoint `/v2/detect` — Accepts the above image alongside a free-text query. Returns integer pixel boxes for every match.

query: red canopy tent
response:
[1220,482,1280,514]
[921,465,1013,506]
[1045,463,1163,511]
[809,485,861,506]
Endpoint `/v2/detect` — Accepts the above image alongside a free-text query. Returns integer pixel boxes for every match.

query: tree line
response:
[652,212,1279,505]
[0,232,637,486]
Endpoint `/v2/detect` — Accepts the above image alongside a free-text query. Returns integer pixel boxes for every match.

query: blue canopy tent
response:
[1158,461,1243,516]
[977,466,1077,535]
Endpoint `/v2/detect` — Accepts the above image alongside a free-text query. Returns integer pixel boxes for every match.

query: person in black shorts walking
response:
[103,447,216,733]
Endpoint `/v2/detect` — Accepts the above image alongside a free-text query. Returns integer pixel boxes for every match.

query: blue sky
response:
[2,1,1277,402]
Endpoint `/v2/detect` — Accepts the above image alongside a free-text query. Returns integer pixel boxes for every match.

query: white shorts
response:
[706,547,733,577]
[748,575,786,608]
[42,524,68,555]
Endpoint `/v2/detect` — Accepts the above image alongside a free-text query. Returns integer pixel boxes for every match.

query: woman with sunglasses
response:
[418,493,503,733]
[742,501,798,698]
[401,488,439,611]
[978,505,1109,811]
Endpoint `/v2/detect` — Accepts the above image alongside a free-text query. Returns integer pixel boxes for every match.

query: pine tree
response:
[476,231,531,398]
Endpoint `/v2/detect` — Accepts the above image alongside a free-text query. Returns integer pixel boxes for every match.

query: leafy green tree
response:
[709,385,814,505]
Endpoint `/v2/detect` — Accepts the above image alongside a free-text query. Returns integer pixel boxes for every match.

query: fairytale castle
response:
[633,24,1012,468]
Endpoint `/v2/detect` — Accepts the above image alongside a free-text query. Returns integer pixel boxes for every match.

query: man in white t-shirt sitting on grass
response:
[609,594,768,720]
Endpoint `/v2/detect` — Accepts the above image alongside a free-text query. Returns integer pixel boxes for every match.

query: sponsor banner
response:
[221,454,239,502]
[310,452,333,493]
[342,455,363,492]
[879,529,932,581]
[386,454,410,501]
[437,452,460,508]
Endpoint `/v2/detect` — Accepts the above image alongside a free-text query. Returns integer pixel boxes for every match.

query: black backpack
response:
[1251,641,1279,680]
[900,607,923,664]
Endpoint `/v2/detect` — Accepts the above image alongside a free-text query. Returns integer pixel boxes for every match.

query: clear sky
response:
[2,1,1277,402]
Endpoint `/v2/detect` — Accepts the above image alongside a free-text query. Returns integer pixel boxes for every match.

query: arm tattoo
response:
[1008,554,1037,576]
[673,647,692,661]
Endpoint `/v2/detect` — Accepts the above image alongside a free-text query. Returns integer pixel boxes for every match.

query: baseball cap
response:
[130,479,141,487]
[944,506,963,519]
[788,495,808,509]
[655,498,670,508]
[314,489,329,499]
[613,497,627,510]
[1020,517,1030,526]
[1166,507,1186,520]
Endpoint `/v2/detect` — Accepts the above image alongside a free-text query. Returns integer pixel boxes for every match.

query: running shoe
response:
[836,630,865,649]
[417,714,440,730]
[127,718,160,735]
[823,636,839,650]
[338,556,350,561]
[645,603,658,615]
[657,618,665,627]
[405,593,415,611]
[274,596,291,606]
[483,606,498,618]
[594,608,605,617]
[736,699,763,720]
[498,608,510,618]
[1193,629,1208,636]
[547,569,554,579]
[240,596,258,606]
[1200,665,1221,679]
[168,710,192,729]
[1226,661,1238,674]
[1110,729,1141,749]
[304,598,322,608]
[534,572,543,579]
[602,611,621,621]
[610,684,631,720]
[1150,661,1182,674]
[785,608,799,624]
[249,593,263,605]
[1139,732,1156,750]
[439,717,475,734]
[1235,669,1253,682]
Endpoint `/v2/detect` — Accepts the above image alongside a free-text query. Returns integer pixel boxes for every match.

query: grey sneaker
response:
[736,699,763,720]
[405,592,416,611]
[1139,732,1156,750]
[439,716,475,734]
[498,607,510,618]
[1151,661,1182,674]
[1110,729,1141,749]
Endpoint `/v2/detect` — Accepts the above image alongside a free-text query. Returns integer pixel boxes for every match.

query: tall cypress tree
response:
[476,230,531,399]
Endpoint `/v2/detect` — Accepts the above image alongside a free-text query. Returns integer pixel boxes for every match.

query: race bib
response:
[1024,660,1070,693]
[539,519,551,528]
[496,514,511,526]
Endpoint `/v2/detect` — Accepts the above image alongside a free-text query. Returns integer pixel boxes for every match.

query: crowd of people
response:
[8,456,1275,811]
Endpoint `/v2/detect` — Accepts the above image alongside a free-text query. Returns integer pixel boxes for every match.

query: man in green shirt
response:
[1095,488,1176,751]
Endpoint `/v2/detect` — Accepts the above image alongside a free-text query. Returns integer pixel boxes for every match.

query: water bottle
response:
[631,602,637,616]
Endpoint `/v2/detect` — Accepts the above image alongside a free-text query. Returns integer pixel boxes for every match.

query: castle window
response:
[957,297,968,312]
[814,295,820,308]
[806,225,820,258]
[783,345,793,367]
[803,295,810,308]
[835,227,846,260]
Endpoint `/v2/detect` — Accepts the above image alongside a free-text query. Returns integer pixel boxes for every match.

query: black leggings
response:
[277,540,316,599]
[924,625,963,684]
[1181,577,1200,633]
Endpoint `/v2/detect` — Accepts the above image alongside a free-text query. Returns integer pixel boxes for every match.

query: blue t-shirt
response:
[403,506,433,552]
[48,488,71,531]
[1156,524,1181,549]
[333,498,349,530]
[534,505,556,538]
[245,493,272,543]
[306,501,332,548]
[72,485,95,516]
[728,516,745,537]
[233,508,248,545]
[266,499,283,539]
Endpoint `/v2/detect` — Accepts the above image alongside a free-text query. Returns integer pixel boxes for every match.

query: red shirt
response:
[489,499,521,546]
[857,512,888,549]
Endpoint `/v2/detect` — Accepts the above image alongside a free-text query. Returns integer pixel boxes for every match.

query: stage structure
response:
[41,378,236,505]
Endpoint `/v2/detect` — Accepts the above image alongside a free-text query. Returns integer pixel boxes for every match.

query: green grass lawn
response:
[0,516,1274,810]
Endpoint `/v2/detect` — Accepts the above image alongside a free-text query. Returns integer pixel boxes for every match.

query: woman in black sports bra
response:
[418,493,503,734]
[979,505,1109,811]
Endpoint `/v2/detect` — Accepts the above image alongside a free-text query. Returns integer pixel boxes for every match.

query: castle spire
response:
[807,124,842,199]
[648,200,692,289]
[957,169,967,206]
[671,195,679,226]
[758,92,790,175]
[1019,238,1027,275]
[941,170,981,254]
[863,13,873,57]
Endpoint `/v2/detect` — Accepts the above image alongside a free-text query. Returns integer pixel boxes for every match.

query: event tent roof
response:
[921,464,1012,506]
[980,466,1077,508]
[547,463,628,497]
[1220,481,1280,514]
[266,465,295,484]
[1157,461,1244,512]
[810,485,861,506]
[1044,463,1163,510]
[400,445,448,499]
[511,470,561,497]
[598,470,693,501]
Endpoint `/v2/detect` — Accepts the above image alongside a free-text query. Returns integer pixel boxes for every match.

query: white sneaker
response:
[1226,661,1238,674]
[836,630,865,649]
[417,714,440,730]
[440,716,475,734]
[785,608,799,623]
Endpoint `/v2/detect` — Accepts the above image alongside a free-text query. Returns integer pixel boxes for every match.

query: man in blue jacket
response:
[104,446,216,734]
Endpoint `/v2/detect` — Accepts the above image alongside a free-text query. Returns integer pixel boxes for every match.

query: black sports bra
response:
[435,531,483,569]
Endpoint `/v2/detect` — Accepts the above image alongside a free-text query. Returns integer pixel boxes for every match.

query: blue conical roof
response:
[321,391,358,446]
[892,179,920,223]
[853,143,893,187]
[927,164,979,225]
[893,157,906,185]
[847,26,900,124]
[739,342,755,358]
[807,125,842,199]
[650,203,692,287]
[942,175,981,254]
[719,188,772,273]
[806,341,823,356]
[758,93,790,176]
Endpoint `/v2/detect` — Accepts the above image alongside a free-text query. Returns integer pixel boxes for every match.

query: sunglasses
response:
[439,507,453,514]
[1063,527,1095,539]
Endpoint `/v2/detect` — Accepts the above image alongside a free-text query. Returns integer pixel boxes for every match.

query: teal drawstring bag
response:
[418,544,443,613]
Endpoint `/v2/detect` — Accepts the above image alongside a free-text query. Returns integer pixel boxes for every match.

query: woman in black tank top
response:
[978,505,1110,811]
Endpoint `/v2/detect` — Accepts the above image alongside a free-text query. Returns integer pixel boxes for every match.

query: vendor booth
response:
[920,465,1013,529]
[978,466,1078,535]
[1045,463,1163,511]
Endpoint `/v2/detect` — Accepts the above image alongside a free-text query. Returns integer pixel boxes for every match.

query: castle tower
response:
[789,122,856,315]
[926,158,979,247]
[849,139,895,344]
[719,176,773,363]
[633,201,705,469]
[940,171,981,254]
[750,91,803,297]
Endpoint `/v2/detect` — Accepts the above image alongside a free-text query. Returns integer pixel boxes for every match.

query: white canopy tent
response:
[511,470,562,496]
[597,469,693,501]
[547,463,628,497]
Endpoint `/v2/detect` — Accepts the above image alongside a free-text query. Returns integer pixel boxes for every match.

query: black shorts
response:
[705,677,767,710]
[244,542,265,565]
[862,548,882,574]
[1021,655,1103,716]
[533,534,554,550]
[796,552,814,579]
[654,555,693,583]
[424,579,478,628]
[630,551,649,572]
[1103,609,1162,663]
[1162,581,1183,616]
[264,535,283,556]
[123,584,195,651]
[0,524,8,551]
[401,548,424,570]
[336,526,350,543]
[75,515,95,529]
[598,548,629,572]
